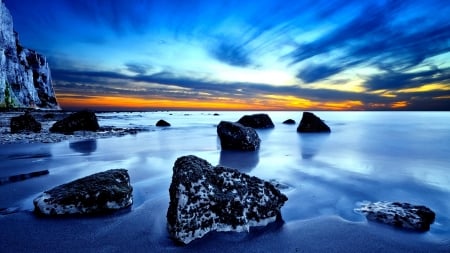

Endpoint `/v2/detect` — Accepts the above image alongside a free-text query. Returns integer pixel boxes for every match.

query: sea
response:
[0,111,449,251]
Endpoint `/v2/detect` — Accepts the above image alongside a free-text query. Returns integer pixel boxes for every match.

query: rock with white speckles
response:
[355,201,435,231]
[33,169,132,216]
[167,155,288,244]
[217,121,261,151]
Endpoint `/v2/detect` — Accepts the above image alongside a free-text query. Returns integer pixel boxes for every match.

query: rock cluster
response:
[355,201,435,231]
[217,121,260,151]
[50,110,100,134]
[237,113,274,129]
[297,112,331,133]
[10,112,41,133]
[33,169,133,216]
[167,155,288,244]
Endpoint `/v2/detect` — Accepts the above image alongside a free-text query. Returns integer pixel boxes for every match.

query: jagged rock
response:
[355,201,435,231]
[217,121,260,151]
[0,2,59,109]
[10,112,41,133]
[167,155,288,244]
[50,110,99,134]
[33,169,133,216]
[283,119,296,125]
[237,113,274,129]
[156,119,171,127]
[297,112,331,133]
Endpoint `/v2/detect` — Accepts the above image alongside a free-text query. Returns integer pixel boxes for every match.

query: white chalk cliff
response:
[0,1,59,109]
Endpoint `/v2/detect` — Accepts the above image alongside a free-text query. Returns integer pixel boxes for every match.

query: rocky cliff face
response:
[0,1,59,109]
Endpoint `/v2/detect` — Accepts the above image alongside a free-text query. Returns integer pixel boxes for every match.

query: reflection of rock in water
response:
[299,133,329,159]
[219,150,259,172]
[69,139,97,154]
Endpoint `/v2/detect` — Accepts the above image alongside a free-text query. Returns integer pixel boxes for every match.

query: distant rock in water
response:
[33,169,133,216]
[297,112,331,133]
[10,112,41,133]
[237,113,275,129]
[156,119,171,127]
[167,155,288,244]
[0,2,59,109]
[217,121,261,151]
[355,201,435,231]
[50,110,100,134]
[283,119,296,125]
[0,169,49,185]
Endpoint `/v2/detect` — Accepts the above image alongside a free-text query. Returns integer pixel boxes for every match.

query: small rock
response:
[167,155,288,244]
[297,112,331,133]
[217,121,261,151]
[33,169,133,216]
[50,110,100,134]
[282,119,296,125]
[10,112,42,133]
[237,113,275,129]
[156,119,171,127]
[355,201,435,231]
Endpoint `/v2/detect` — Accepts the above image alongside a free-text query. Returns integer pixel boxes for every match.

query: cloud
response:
[209,42,252,67]
[125,63,151,75]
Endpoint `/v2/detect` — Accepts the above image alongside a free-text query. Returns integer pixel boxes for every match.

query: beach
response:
[1,111,449,252]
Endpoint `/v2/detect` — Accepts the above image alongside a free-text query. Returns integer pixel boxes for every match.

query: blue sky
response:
[4,0,450,110]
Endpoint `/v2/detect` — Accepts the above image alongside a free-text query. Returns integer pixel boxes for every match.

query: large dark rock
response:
[237,113,274,129]
[355,201,435,231]
[49,110,100,134]
[156,119,171,127]
[217,121,261,151]
[297,112,331,133]
[167,155,288,244]
[10,112,41,133]
[33,169,133,216]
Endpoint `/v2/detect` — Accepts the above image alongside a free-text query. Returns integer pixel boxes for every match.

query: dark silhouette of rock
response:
[10,112,41,133]
[49,110,99,134]
[156,119,171,127]
[33,169,133,216]
[217,121,260,151]
[0,169,49,185]
[297,112,330,133]
[69,139,97,154]
[283,119,296,125]
[167,155,288,244]
[43,113,55,119]
[237,113,274,129]
[355,201,435,231]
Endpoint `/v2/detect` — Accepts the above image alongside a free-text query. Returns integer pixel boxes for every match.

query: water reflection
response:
[299,133,329,159]
[69,139,97,155]
[219,150,260,172]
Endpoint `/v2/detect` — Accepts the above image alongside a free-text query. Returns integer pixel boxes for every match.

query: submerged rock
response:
[167,155,288,244]
[49,110,100,134]
[297,112,331,133]
[217,121,260,151]
[156,119,171,127]
[355,201,435,231]
[10,112,41,133]
[33,169,133,216]
[237,113,274,129]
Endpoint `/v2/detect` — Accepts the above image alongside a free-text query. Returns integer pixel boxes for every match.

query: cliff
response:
[0,1,59,109]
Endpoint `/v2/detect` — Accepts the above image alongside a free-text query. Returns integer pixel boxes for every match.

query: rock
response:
[355,201,435,231]
[50,110,100,134]
[217,121,261,151]
[237,113,274,129]
[10,112,41,133]
[0,169,49,185]
[283,119,296,125]
[297,112,331,133]
[167,155,288,244]
[33,169,133,216]
[0,2,59,109]
[156,119,171,127]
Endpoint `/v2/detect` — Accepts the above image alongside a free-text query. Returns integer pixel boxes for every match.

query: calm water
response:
[1,111,449,240]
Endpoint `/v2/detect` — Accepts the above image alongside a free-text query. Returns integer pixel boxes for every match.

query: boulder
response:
[33,169,133,216]
[217,121,261,151]
[156,119,171,127]
[297,112,330,133]
[282,119,296,125]
[10,112,41,133]
[237,113,274,129]
[167,155,288,244]
[355,201,435,231]
[49,110,100,134]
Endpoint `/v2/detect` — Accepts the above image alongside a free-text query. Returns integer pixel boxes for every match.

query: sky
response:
[4,0,450,110]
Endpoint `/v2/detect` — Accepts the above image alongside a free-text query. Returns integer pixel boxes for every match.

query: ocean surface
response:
[0,111,449,252]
